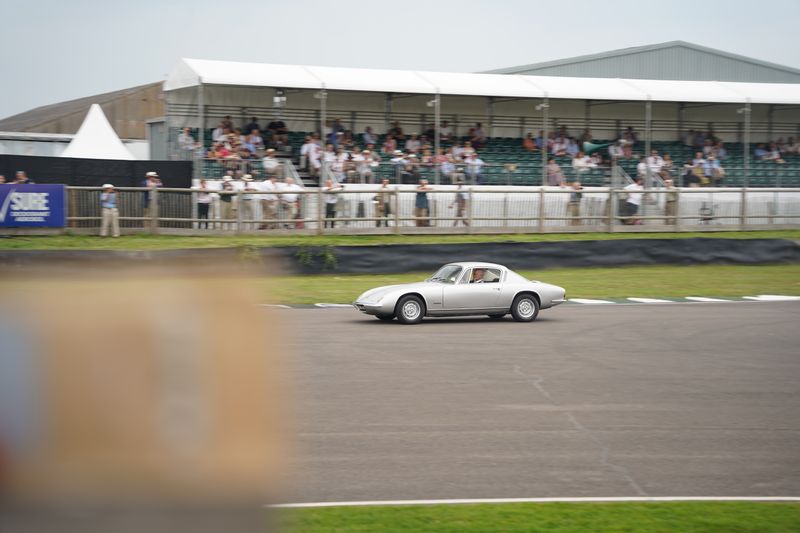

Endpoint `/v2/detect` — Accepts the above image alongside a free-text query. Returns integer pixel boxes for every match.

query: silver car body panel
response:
[353,262,566,318]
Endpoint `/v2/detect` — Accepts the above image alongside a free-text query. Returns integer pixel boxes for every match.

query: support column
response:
[767,104,775,142]
[434,93,441,184]
[537,98,550,187]
[384,93,392,133]
[743,101,751,188]
[487,97,494,138]
[644,99,653,187]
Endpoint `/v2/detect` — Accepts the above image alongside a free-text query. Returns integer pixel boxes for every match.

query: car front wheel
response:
[511,294,539,322]
[396,295,425,324]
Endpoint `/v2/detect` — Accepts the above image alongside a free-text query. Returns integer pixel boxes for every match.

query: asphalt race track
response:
[279,301,800,503]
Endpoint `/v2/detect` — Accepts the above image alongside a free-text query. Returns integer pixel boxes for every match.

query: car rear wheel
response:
[396,295,425,324]
[511,294,539,322]
[375,314,394,321]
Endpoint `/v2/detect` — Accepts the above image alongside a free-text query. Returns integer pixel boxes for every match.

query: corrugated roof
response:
[486,41,800,77]
[0,82,162,132]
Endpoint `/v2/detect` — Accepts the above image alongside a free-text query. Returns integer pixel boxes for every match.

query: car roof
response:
[446,261,507,270]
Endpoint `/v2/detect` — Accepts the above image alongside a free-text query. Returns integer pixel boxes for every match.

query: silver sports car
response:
[353,262,566,324]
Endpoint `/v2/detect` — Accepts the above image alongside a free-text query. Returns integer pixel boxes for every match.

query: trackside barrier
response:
[50,185,800,235]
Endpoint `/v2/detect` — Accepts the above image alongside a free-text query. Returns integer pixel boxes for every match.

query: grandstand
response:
[162,46,800,188]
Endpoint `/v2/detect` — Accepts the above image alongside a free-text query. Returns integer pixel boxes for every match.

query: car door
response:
[442,267,503,311]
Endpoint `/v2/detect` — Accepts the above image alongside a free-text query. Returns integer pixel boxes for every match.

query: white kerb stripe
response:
[258,304,291,309]
[743,295,800,302]
[684,297,731,302]
[627,297,674,304]
[568,298,615,304]
[314,303,355,308]
[270,496,800,509]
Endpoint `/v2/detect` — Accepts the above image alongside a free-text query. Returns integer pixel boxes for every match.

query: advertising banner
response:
[0,184,66,228]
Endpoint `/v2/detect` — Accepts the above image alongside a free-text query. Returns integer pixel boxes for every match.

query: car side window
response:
[463,267,503,284]
[484,268,502,283]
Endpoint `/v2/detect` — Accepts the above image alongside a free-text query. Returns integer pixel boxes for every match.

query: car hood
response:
[355,281,435,303]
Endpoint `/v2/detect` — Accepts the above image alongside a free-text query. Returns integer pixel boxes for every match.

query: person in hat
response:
[663,178,678,225]
[99,184,120,237]
[568,181,583,226]
[219,175,236,230]
[414,179,433,227]
[193,179,213,230]
[449,180,469,227]
[374,178,393,228]
[141,171,162,229]
[240,174,259,230]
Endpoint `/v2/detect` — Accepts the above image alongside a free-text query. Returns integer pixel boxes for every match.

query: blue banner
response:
[0,184,66,228]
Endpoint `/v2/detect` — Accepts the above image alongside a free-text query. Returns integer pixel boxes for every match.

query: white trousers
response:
[101,207,120,237]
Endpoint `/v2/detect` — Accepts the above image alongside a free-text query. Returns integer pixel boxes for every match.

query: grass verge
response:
[0,230,799,250]
[281,502,800,533]
[264,264,800,304]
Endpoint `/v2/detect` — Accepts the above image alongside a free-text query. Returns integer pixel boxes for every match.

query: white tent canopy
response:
[61,104,135,160]
[164,58,800,105]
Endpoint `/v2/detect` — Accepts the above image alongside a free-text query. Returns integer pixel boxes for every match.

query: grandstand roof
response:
[486,41,800,84]
[164,58,800,105]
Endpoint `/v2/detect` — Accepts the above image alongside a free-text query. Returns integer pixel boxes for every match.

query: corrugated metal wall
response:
[513,47,800,83]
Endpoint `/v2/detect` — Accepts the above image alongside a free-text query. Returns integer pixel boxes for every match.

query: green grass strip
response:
[280,501,800,533]
[1,230,799,250]
[264,264,800,304]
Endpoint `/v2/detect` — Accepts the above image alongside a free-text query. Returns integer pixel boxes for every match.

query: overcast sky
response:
[2,0,798,120]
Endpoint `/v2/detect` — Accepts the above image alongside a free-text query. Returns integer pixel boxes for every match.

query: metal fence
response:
[60,185,800,235]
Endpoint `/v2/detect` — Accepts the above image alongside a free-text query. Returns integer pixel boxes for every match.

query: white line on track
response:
[258,304,291,309]
[627,297,674,304]
[314,303,355,308]
[743,295,800,302]
[568,298,615,304]
[270,496,800,508]
[684,296,731,302]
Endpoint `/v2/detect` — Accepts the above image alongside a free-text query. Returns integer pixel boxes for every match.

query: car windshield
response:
[429,265,462,284]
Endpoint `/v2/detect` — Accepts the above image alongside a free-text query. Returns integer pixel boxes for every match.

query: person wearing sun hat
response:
[99,183,120,237]
[141,171,162,229]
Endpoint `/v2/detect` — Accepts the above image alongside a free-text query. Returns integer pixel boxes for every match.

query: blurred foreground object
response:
[0,256,289,532]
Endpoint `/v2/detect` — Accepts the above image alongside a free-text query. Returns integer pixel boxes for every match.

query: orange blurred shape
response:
[0,259,290,532]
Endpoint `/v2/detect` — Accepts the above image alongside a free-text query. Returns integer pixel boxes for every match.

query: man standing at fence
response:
[568,181,583,226]
[240,175,259,230]
[322,178,343,228]
[449,180,469,227]
[281,177,303,228]
[259,175,278,229]
[142,171,162,229]
[375,178,392,227]
[623,176,644,225]
[415,179,433,227]
[664,178,678,225]
[99,184,120,238]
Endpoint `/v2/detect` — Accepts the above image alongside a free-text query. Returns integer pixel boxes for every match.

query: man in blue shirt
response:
[100,183,120,237]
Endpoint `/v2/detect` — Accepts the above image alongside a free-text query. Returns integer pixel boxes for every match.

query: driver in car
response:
[470,268,486,283]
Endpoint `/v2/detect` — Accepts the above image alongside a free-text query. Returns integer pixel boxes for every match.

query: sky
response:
[1,0,798,120]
